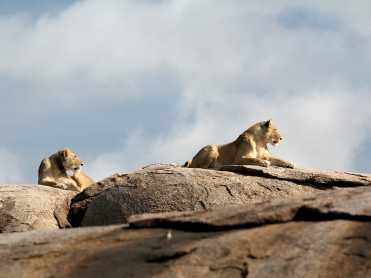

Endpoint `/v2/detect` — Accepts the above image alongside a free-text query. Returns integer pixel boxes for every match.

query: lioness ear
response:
[265,119,272,127]
[61,148,71,158]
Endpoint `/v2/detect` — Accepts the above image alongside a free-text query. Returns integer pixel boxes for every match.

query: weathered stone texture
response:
[0,184,76,233]
[0,186,371,278]
[80,164,326,227]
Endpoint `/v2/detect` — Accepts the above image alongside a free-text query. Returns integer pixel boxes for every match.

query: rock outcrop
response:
[1,186,370,278]
[78,163,371,227]
[68,174,124,227]
[221,164,371,186]
[3,164,371,233]
[0,184,76,233]
[79,164,321,226]
[129,184,371,230]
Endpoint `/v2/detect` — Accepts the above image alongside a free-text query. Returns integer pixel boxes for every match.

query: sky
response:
[1,0,371,184]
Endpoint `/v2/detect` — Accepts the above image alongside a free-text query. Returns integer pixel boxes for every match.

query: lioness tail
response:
[183,160,192,167]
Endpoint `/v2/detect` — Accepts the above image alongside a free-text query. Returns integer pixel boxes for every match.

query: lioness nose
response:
[280,137,282,140]
[81,163,84,166]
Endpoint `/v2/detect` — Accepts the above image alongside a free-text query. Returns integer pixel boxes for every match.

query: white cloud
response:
[2,0,370,98]
[1,0,371,183]
[86,86,371,181]
[0,148,23,184]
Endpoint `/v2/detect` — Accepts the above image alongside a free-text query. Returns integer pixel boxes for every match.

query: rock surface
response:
[129,185,371,230]
[221,165,371,187]
[79,163,328,227]
[0,184,76,233]
[68,174,124,227]
[3,164,370,232]
[1,186,371,278]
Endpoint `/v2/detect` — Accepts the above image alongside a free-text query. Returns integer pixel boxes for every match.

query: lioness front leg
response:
[39,177,68,190]
[268,156,295,168]
[61,176,81,191]
[234,156,271,167]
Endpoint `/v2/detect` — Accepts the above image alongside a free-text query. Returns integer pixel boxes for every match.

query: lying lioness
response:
[184,119,295,169]
[38,148,95,192]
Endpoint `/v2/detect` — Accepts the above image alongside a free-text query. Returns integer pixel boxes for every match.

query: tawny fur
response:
[38,148,95,192]
[184,120,295,169]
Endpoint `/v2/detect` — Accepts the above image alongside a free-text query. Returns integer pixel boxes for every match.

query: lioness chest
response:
[235,139,270,160]
[254,146,270,160]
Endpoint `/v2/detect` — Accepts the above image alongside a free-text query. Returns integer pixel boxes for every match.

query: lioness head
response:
[58,148,83,173]
[263,119,282,147]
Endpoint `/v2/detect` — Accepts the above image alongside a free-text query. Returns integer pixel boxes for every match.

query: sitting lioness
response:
[38,148,95,192]
[184,119,295,169]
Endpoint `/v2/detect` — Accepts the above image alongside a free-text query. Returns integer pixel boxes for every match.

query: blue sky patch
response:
[277,8,339,31]
[0,0,79,17]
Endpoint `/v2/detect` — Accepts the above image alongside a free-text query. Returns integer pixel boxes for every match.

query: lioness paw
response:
[59,184,67,190]
[286,162,295,169]
[262,160,270,167]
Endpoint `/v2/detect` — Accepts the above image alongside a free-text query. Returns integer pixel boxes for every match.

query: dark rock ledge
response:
[0,186,370,278]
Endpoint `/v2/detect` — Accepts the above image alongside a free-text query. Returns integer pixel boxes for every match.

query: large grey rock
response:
[0,184,76,232]
[1,186,371,278]
[79,163,340,227]
[68,174,123,227]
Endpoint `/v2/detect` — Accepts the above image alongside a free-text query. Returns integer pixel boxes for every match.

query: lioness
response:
[184,119,295,169]
[38,148,95,192]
